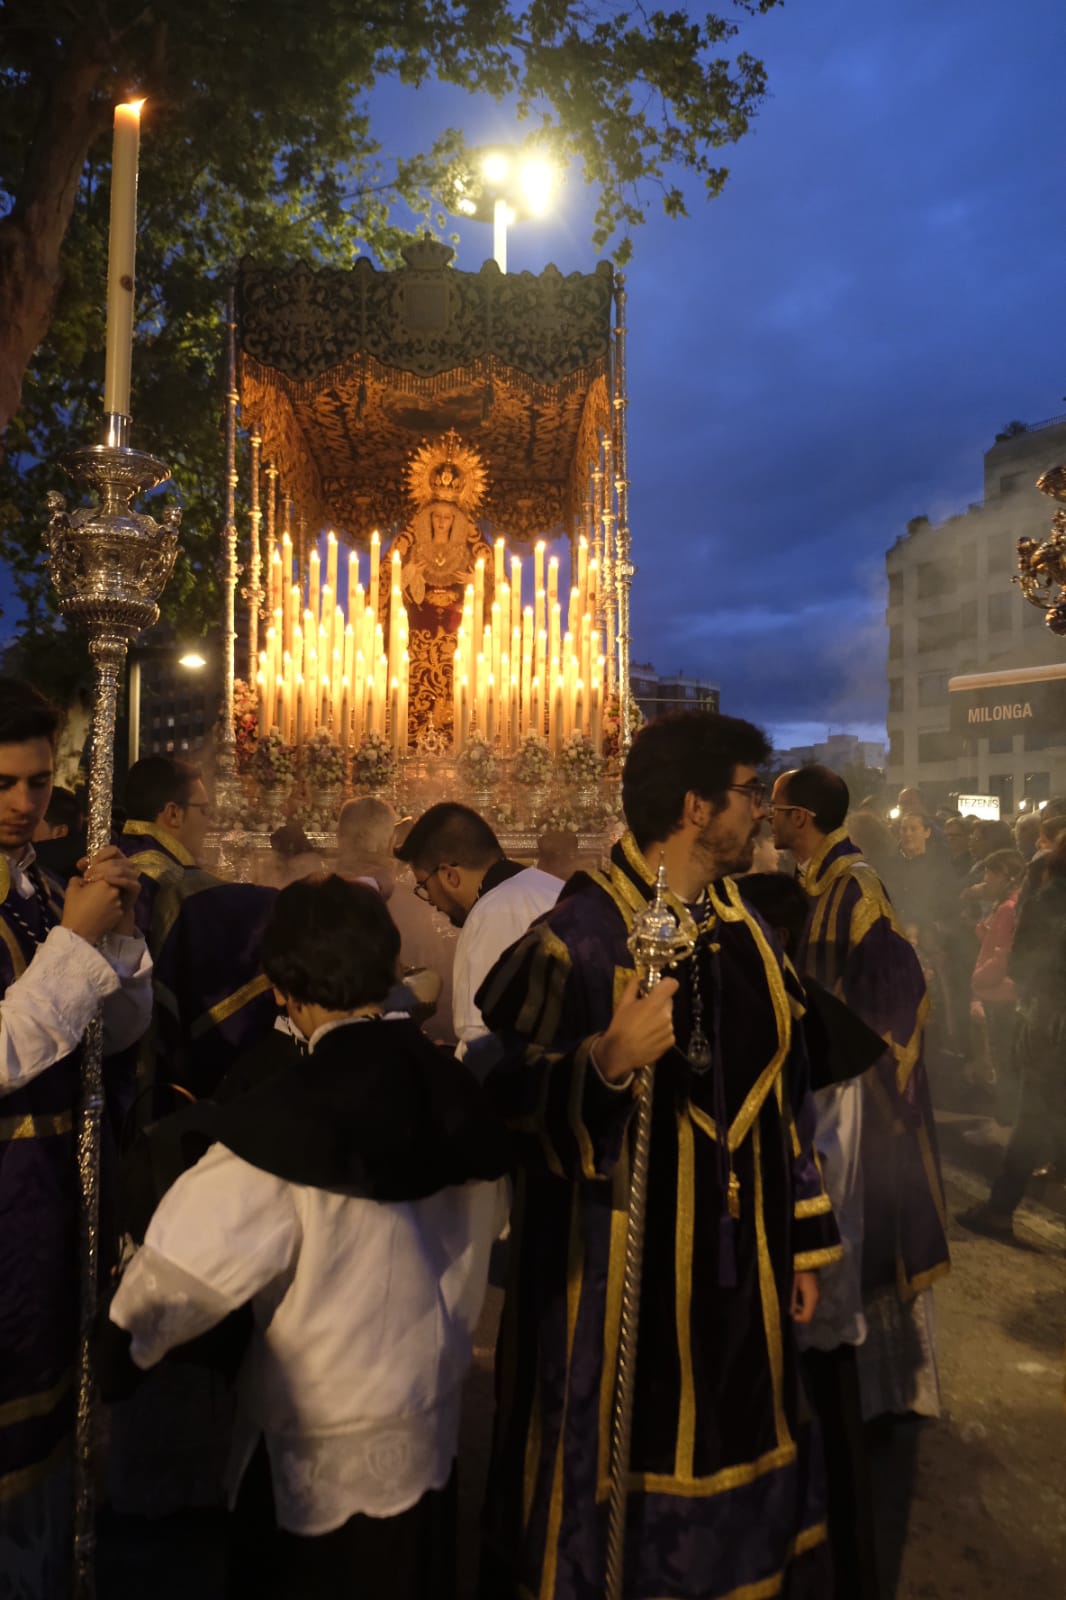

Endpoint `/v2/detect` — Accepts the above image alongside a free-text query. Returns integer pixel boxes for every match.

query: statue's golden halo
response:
[405,429,487,516]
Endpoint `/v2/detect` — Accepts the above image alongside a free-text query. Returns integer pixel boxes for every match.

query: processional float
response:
[212,238,635,854]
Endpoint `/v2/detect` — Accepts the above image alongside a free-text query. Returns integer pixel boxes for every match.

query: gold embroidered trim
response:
[0,1435,72,1504]
[674,1109,697,1481]
[635,1439,797,1499]
[0,1111,72,1143]
[0,1369,73,1431]
[0,916,27,980]
[793,1193,833,1219]
[122,821,196,867]
[793,1245,845,1271]
[753,1119,791,1452]
[189,973,272,1040]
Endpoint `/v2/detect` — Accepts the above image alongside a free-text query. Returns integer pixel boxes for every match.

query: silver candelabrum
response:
[46,413,180,1598]
[604,857,695,1600]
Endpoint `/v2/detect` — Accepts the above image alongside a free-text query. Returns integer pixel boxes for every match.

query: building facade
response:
[630,662,720,723]
[885,416,1066,814]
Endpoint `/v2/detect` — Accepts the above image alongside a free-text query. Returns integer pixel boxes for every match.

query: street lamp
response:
[452,145,560,272]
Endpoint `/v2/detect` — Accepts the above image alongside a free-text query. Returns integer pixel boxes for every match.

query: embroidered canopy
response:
[236,238,619,550]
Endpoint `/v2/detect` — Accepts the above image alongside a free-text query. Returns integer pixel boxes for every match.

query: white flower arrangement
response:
[303,728,346,789]
[511,734,552,787]
[559,732,605,787]
[251,730,296,788]
[351,731,397,791]
[457,730,500,789]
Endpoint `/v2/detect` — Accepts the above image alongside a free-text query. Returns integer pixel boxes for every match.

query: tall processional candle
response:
[547,555,559,618]
[326,530,338,601]
[494,538,505,591]
[574,680,585,742]
[339,677,351,751]
[390,678,401,756]
[369,531,380,623]
[499,651,510,750]
[548,603,561,675]
[269,547,282,616]
[510,557,522,638]
[473,558,486,652]
[308,547,320,628]
[460,675,471,748]
[510,667,521,748]
[103,99,144,418]
[295,676,306,746]
[399,649,409,753]
[577,535,589,616]
[531,675,542,741]
[534,541,545,600]
[256,671,268,732]
[535,585,546,645]
[537,627,548,700]
[490,603,502,684]
[485,674,496,747]
[347,548,359,620]
[591,673,603,754]
[587,558,599,624]
[568,586,580,642]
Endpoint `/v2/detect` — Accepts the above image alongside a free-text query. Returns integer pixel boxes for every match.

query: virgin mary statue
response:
[382,431,494,742]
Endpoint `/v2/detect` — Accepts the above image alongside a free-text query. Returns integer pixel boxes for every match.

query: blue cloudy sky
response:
[372,0,1063,747]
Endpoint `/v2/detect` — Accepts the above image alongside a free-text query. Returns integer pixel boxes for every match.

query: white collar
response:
[2,843,39,900]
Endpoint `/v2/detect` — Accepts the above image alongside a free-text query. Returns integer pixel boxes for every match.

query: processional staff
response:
[604,859,695,1600]
[44,99,180,1598]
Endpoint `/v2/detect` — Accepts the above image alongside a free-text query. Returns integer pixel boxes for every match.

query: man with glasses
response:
[394,802,560,1073]
[770,766,949,1436]
[474,712,840,1600]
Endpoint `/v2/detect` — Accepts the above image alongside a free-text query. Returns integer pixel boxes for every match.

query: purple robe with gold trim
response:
[476,834,841,1600]
[795,828,949,1299]
[118,824,276,1103]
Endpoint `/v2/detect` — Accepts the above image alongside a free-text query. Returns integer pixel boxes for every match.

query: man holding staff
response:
[0,679,151,1597]
[476,711,840,1600]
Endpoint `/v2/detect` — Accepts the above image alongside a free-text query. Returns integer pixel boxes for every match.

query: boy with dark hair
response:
[0,676,151,1597]
[110,875,510,1600]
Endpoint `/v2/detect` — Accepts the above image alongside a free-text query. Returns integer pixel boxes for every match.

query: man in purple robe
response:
[476,712,841,1600]
[0,678,152,1597]
[770,763,949,1426]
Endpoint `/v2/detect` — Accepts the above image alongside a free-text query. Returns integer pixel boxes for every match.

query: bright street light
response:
[178,652,207,670]
[451,144,562,272]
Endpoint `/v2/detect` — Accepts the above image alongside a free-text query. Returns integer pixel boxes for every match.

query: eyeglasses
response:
[766,802,816,817]
[413,863,452,901]
[727,782,768,807]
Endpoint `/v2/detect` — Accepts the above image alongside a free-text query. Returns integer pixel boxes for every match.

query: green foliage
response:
[0,0,781,687]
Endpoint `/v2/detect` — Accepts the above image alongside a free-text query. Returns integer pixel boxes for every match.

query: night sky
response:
[373,0,1063,748]
[5,0,1062,752]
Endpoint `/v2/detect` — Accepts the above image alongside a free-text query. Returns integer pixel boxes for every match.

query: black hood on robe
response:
[211,1016,512,1199]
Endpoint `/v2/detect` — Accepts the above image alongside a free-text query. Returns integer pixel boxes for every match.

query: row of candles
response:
[452,535,605,754]
[254,527,607,756]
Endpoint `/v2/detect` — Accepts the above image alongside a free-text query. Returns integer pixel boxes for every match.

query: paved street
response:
[97,1162,1066,1598]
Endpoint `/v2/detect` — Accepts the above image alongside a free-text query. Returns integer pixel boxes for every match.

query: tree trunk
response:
[0,54,111,442]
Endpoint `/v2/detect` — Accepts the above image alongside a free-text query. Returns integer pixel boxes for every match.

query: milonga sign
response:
[949,664,1066,736]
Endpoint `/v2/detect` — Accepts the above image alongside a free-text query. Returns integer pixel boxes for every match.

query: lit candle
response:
[535,585,546,645]
[460,676,471,748]
[326,529,338,599]
[591,675,603,754]
[256,670,268,732]
[499,651,511,751]
[547,555,559,617]
[531,675,542,741]
[534,541,545,599]
[320,584,334,659]
[369,531,380,622]
[587,558,599,622]
[568,585,580,642]
[339,677,351,751]
[490,602,502,685]
[537,627,548,703]
[347,549,359,619]
[485,674,496,747]
[344,622,355,687]
[510,557,522,638]
[269,548,282,616]
[103,99,145,418]
[548,603,561,673]
[549,679,563,755]
[353,650,366,741]
[390,677,401,757]
[295,675,305,746]
[574,679,585,740]
[309,547,320,626]
[475,653,487,733]
[494,538,505,592]
[320,674,331,732]
[473,557,486,651]
[452,645,463,747]
[577,535,589,615]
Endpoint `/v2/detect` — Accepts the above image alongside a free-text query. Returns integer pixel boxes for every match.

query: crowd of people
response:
[0,673,1062,1599]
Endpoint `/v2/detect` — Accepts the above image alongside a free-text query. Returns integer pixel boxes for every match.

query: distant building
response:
[630,662,720,723]
[133,629,219,766]
[885,414,1066,814]
[772,731,887,774]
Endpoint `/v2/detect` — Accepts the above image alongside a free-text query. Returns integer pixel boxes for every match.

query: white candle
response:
[103,100,144,417]
[534,541,545,599]
[326,529,338,599]
[494,538,505,591]
[369,531,380,622]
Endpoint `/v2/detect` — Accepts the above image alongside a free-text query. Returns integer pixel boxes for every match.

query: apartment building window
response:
[916,612,956,653]
[917,671,948,707]
[958,598,977,639]
[888,678,904,713]
[888,730,905,767]
[916,561,953,600]
[987,591,1013,631]
[888,624,903,660]
[989,733,1013,755]
[1024,730,1055,752]
[988,536,1014,574]
[888,572,903,607]
[917,730,957,763]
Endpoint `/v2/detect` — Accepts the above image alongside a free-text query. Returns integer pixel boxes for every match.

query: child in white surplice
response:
[110,874,510,1600]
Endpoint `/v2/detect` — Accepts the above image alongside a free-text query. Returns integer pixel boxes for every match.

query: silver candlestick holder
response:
[604,857,694,1600]
[46,413,180,1597]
